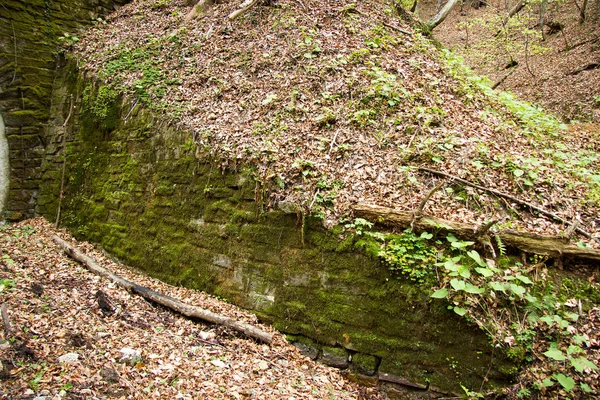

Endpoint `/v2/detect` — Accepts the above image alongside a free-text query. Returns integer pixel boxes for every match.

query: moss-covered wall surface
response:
[0,0,128,220]
[37,65,515,394]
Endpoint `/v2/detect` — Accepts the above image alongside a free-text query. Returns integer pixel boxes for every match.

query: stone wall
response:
[0,0,128,220]
[36,65,516,394]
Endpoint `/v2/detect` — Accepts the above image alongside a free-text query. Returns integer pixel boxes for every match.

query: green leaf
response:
[489,281,507,292]
[541,378,554,387]
[431,288,449,299]
[515,275,533,285]
[475,267,494,277]
[563,312,579,322]
[458,265,471,279]
[420,232,433,240]
[525,294,539,304]
[543,348,566,361]
[467,250,486,267]
[453,306,467,316]
[553,374,575,392]
[580,383,592,393]
[464,283,485,294]
[513,169,524,177]
[443,260,460,272]
[539,315,554,325]
[570,356,598,373]
[451,240,475,249]
[509,283,526,297]
[450,279,466,291]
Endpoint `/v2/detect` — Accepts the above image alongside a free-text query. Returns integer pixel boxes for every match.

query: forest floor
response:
[418,0,600,123]
[0,218,382,400]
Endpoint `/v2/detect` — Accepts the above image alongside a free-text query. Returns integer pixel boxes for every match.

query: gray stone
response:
[119,348,141,365]
[292,342,319,360]
[58,352,79,364]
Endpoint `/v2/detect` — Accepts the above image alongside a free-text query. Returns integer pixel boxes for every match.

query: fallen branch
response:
[52,235,274,344]
[353,204,600,262]
[382,21,411,35]
[418,167,597,241]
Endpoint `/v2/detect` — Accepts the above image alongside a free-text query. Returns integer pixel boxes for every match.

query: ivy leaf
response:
[553,374,575,392]
[570,356,598,373]
[453,306,467,316]
[450,279,466,291]
[431,288,449,299]
[543,348,566,361]
[420,232,433,240]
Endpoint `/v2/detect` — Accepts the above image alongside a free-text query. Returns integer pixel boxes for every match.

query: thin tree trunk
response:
[580,0,588,23]
[538,0,548,40]
[427,0,461,30]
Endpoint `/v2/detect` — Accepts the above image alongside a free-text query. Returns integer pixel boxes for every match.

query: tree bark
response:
[352,204,600,262]
[427,0,461,30]
[53,236,274,344]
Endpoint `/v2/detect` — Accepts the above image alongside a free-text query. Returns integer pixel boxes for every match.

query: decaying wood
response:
[418,167,597,241]
[53,236,274,344]
[1,303,12,337]
[353,204,600,262]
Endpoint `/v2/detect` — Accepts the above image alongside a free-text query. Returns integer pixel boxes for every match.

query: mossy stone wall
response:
[0,0,128,220]
[36,66,515,394]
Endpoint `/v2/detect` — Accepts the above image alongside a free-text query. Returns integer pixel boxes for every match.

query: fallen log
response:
[52,235,274,344]
[352,204,600,262]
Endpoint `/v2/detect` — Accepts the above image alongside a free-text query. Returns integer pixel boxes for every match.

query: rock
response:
[292,342,319,360]
[350,353,380,376]
[198,330,216,340]
[320,347,349,369]
[100,367,120,383]
[119,348,141,365]
[257,360,269,370]
[58,352,79,364]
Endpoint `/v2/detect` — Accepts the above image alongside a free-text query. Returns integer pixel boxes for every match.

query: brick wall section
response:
[0,0,128,220]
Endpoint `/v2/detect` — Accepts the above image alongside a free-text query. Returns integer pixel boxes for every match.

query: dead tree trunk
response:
[53,235,274,344]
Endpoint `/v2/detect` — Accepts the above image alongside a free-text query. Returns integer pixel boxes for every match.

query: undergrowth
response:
[347,219,599,398]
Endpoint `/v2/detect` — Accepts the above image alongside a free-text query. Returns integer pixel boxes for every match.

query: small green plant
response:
[0,278,16,293]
